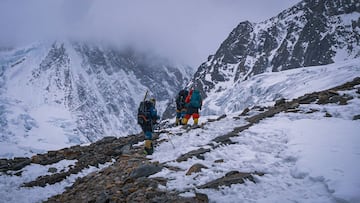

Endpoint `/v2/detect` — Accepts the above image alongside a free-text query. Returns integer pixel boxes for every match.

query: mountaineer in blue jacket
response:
[137,98,160,155]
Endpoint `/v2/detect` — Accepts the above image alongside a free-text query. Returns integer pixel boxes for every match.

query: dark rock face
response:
[189,0,360,100]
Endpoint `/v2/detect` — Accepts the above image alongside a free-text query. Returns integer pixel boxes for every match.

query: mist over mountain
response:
[1,0,360,202]
[186,0,360,115]
[1,0,359,155]
[0,41,193,156]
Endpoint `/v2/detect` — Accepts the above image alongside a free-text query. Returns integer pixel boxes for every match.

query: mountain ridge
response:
[188,0,360,102]
[1,1,360,202]
[0,41,193,155]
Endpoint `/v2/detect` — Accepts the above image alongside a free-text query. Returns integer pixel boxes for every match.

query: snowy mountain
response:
[1,61,359,202]
[202,59,360,115]
[187,0,360,115]
[1,0,360,202]
[0,41,193,157]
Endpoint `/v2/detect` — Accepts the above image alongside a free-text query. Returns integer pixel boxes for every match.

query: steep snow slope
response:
[0,41,193,157]
[202,58,360,115]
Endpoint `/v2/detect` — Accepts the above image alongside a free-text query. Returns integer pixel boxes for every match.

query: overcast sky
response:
[0,0,300,67]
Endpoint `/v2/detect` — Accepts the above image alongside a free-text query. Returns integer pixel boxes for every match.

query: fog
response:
[0,0,300,67]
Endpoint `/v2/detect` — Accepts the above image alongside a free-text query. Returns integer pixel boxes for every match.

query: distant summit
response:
[189,0,360,99]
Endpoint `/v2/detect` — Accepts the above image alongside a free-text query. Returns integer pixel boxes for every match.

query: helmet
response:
[149,98,156,105]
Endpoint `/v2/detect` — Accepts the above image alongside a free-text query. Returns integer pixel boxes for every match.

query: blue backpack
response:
[189,90,202,108]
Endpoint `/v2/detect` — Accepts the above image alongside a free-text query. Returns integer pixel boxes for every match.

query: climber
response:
[182,88,202,126]
[137,97,160,155]
[175,89,189,125]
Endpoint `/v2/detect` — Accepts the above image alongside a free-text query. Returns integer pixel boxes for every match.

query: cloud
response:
[0,0,300,66]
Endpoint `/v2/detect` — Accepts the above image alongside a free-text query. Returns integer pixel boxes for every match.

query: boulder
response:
[186,163,208,176]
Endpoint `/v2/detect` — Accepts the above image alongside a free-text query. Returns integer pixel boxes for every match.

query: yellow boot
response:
[175,118,180,125]
[182,118,188,125]
[144,140,153,155]
[194,118,199,125]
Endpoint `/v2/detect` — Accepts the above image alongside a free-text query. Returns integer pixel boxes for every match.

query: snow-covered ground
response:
[0,59,359,202]
[151,86,360,202]
[148,59,360,202]
[0,159,114,203]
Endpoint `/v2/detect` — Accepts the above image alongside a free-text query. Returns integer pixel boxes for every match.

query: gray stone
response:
[48,167,58,173]
[95,191,110,203]
[129,164,163,179]
[176,148,211,162]
[240,108,250,116]
[186,163,208,176]
[198,171,264,189]
[325,112,332,117]
[275,98,286,106]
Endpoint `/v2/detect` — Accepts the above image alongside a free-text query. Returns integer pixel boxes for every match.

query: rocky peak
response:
[189,0,360,102]
[215,21,254,65]
[304,0,360,16]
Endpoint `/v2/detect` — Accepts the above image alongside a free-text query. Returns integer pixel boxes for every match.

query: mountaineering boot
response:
[144,140,154,155]
[175,118,180,126]
[182,118,188,125]
[194,118,199,125]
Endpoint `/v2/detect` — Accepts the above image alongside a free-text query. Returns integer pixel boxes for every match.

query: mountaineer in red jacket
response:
[182,89,202,126]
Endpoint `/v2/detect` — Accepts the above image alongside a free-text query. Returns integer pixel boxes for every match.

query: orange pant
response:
[184,113,199,119]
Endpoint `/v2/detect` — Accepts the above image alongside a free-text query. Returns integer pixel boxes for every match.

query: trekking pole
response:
[166,133,176,149]
[155,124,175,149]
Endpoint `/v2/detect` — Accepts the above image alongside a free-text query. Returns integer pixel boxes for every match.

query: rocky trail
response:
[1,77,359,202]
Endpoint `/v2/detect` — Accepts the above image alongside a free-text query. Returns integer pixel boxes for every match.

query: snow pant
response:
[141,123,154,155]
[182,107,200,125]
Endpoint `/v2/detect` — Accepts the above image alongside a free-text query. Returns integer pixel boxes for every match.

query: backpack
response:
[176,90,188,109]
[189,90,202,108]
[137,100,153,126]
